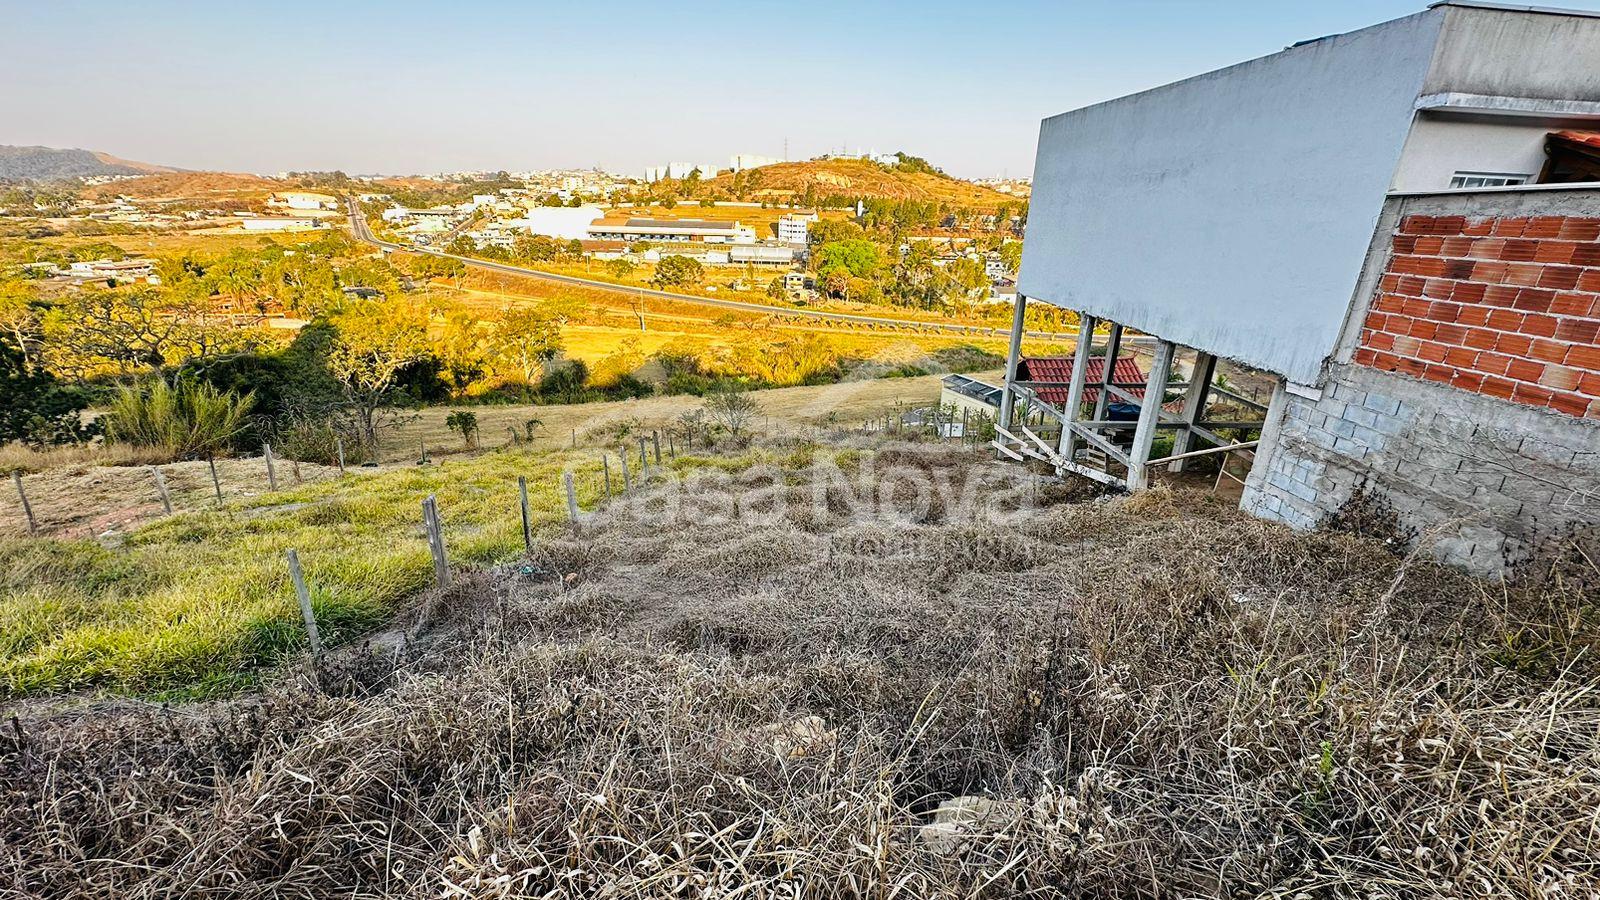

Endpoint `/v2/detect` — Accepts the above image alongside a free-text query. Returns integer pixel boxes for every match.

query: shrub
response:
[102,378,255,460]
[445,410,480,449]
[261,410,369,466]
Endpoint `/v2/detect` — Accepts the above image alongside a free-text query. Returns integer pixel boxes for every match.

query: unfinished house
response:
[1006,0,1600,569]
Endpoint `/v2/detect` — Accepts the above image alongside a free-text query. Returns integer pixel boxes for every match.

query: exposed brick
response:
[1440,236,1476,257]
[1512,289,1554,313]
[1554,318,1600,344]
[1505,263,1545,286]
[1493,333,1533,356]
[1444,346,1479,368]
[1471,261,1510,283]
[1482,284,1521,307]
[1481,376,1517,400]
[1550,291,1597,317]
[1534,241,1579,264]
[1500,239,1539,261]
[1450,282,1487,305]
[1412,320,1439,340]
[1399,215,1434,235]
[1456,305,1491,326]
[1513,382,1555,405]
[1414,236,1445,255]
[1523,314,1559,338]
[1530,339,1569,364]
[1507,358,1545,382]
[1393,234,1418,254]
[1580,270,1600,292]
[1434,322,1469,345]
[1477,352,1513,376]
[1525,216,1567,239]
[1418,341,1449,363]
[1423,363,1454,385]
[1392,334,1422,356]
[1571,244,1600,267]
[1451,370,1485,392]
[1580,371,1600,395]
[1464,327,1500,350]
[1353,347,1378,366]
[1426,301,1460,322]
[1463,217,1496,236]
[1368,331,1396,352]
[1393,255,1448,277]
[1492,217,1529,237]
[1549,391,1591,417]
[1487,309,1525,332]
[1539,266,1584,291]
[1423,279,1455,300]
[1374,293,1407,314]
[1541,365,1582,392]
[1399,275,1428,296]
[1557,218,1600,241]
[1566,344,1600,371]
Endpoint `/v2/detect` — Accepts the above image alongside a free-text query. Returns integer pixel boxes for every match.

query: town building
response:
[777,211,818,245]
[643,162,720,182]
[63,258,159,284]
[587,218,757,244]
[1004,0,1600,570]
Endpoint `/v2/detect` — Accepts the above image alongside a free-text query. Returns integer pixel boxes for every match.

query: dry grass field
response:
[3,441,1596,897]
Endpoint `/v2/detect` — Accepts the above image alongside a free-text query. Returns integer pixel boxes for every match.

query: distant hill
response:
[0,145,180,181]
[700,157,1022,210]
[78,171,280,201]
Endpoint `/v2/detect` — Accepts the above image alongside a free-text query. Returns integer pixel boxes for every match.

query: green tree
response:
[489,306,565,385]
[325,300,433,447]
[814,239,882,280]
[0,342,95,446]
[651,255,704,289]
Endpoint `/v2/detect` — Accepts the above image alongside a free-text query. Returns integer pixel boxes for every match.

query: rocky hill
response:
[0,145,179,181]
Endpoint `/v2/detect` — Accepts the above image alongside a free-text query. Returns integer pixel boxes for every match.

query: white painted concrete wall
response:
[1390,115,1549,191]
[509,206,605,241]
[1019,10,1445,385]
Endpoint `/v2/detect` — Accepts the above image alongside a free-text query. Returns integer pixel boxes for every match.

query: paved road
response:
[344,199,1078,341]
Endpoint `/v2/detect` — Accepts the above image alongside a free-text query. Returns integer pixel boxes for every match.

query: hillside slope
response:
[0,145,178,181]
[3,444,1595,897]
[703,158,1021,209]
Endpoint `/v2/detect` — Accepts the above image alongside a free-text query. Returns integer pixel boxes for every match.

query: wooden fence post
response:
[208,457,224,506]
[263,443,279,491]
[422,494,450,588]
[620,451,632,491]
[287,548,322,655]
[667,432,676,458]
[652,431,662,465]
[638,437,648,472]
[150,466,173,515]
[335,438,346,477]
[517,476,533,552]
[11,472,36,536]
[602,454,612,499]
[564,472,579,521]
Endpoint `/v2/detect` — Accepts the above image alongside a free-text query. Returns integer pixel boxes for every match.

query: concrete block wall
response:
[1243,362,1600,569]
[1243,189,1600,571]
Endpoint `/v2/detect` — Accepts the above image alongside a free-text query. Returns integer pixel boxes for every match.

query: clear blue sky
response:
[5,0,1598,179]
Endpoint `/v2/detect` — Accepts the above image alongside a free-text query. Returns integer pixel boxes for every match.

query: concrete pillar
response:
[996,293,1029,454]
[1126,340,1175,491]
[1169,351,1218,472]
[1056,315,1099,460]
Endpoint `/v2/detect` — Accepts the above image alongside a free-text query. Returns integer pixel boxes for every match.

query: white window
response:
[1448,171,1530,189]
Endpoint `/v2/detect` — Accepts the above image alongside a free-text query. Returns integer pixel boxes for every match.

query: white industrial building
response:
[1004,0,1600,569]
[587,218,757,244]
[643,162,721,182]
[505,206,606,241]
[777,211,818,245]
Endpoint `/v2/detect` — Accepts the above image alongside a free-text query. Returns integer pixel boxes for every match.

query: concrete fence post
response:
[11,472,36,536]
[287,548,322,655]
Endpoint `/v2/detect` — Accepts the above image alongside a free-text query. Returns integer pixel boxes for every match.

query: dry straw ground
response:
[3,442,1597,898]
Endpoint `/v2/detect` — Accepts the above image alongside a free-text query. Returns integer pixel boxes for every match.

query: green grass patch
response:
[0,446,673,698]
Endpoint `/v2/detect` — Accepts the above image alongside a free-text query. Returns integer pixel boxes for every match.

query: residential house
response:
[1005,0,1600,570]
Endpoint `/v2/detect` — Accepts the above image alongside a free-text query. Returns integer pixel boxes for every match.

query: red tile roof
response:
[1552,130,1600,150]
[1017,356,1145,407]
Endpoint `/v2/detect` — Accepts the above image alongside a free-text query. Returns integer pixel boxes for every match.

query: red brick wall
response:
[1354,214,1600,419]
